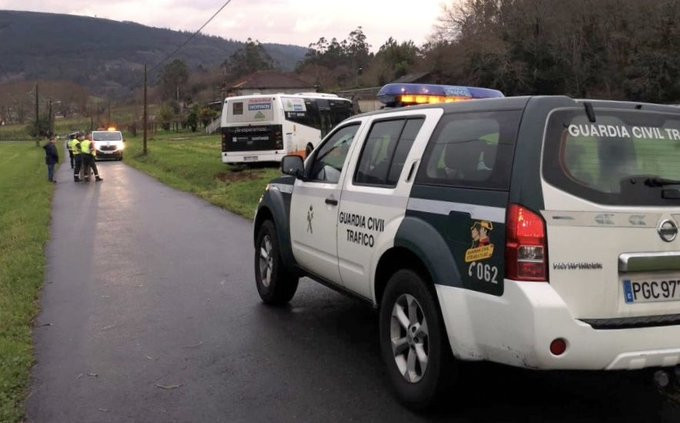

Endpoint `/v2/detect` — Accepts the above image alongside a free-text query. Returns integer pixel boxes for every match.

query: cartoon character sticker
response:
[465,221,494,262]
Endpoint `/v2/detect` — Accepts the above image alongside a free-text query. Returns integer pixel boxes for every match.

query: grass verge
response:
[0,142,56,422]
[123,132,280,219]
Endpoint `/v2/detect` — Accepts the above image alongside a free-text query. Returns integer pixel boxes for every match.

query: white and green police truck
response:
[252,83,680,408]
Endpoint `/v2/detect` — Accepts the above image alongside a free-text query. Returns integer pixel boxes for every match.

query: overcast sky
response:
[0,0,448,48]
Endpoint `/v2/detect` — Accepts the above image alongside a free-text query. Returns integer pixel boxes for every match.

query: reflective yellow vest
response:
[68,139,80,155]
[80,139,95,156]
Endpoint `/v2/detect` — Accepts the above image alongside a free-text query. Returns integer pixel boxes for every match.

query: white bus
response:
[220,93,353,164]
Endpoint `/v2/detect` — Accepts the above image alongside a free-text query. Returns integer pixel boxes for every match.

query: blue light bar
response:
[377,83,504,106]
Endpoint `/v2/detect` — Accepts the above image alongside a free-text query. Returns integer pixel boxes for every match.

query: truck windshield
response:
[543,108,680,205]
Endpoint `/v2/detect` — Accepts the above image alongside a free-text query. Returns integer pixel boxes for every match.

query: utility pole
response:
[34,82,39,146]
[107,100,111,127]
[143,64,148,155]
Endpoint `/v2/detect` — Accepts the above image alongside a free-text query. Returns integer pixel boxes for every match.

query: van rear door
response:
[541,107,680,323]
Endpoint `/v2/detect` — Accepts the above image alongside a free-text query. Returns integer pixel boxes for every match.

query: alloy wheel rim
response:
[390,293,429,383]
[259,235,274,288]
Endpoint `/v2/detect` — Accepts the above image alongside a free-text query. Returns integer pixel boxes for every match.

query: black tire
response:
[305,143,314,158]
[379,269,456,409]
[254,220,299,305]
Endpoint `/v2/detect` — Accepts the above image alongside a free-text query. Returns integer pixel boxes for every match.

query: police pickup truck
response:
[252,83,680,408]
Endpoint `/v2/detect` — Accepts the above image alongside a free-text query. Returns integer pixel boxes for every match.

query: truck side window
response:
[354,118,424,187]
[386,118,423,185]
[417,111,521,190]
[308,124,360,184]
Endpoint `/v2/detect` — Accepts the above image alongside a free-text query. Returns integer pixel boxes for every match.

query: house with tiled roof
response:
[225,71,316,97]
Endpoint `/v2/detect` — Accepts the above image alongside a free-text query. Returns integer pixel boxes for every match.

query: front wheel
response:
[379,269,456,409]
[254,220,299,305]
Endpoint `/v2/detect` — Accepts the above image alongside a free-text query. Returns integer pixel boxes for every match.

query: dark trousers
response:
[47,163,55,181]
[68,151,74,168]
[82,155,99,178]
[73,155,83,179]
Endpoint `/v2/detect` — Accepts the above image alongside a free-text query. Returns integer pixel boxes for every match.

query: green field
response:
[0,132,278,421]
[124,131,280,219]
[0,142,55,422]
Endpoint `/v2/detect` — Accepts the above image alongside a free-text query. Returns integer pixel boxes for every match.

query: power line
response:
[150,0,234,73]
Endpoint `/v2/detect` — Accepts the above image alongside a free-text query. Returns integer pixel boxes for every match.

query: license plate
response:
[624,278,680,304]
[243,156,258,162]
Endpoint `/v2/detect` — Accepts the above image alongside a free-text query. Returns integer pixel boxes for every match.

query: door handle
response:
[406,160,419,183]
[325,197,338,206]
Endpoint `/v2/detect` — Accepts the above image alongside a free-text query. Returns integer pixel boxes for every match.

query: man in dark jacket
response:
[43,136,59,183]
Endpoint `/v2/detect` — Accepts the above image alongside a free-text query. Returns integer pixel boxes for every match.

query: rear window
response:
[416,111,522,190]
[227,98,274,124]
[544,109,680,206]
[92,132,122,141]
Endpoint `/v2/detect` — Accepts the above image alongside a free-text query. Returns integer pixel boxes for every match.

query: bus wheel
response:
[305,143,314,158]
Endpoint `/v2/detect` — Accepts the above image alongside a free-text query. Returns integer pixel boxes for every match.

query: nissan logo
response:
[658,219,678,242]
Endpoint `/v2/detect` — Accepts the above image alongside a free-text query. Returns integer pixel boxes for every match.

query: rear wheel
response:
[379,269,456,409]
[255,220,298,305]
[305,143,314,158]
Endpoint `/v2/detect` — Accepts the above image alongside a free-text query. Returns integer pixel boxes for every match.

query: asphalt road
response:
[27,161,680,423]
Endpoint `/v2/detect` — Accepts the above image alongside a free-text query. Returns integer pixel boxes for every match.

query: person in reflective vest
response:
[72,133,83,182]
[66,135,77,169]
[79,134,103,182]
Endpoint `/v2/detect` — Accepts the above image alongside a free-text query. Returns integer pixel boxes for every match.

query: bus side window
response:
[330,101,352,126]
[317,99,332,137]
[232,102,243,115]
[305,100,321,130]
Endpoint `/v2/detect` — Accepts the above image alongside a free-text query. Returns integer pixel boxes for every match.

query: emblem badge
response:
[307,205,314,233]
[658,219,678,242]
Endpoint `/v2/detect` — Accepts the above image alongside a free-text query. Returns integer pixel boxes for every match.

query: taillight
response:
[505,204,548,282]
[274,127,283,150]
[221,132,228,152]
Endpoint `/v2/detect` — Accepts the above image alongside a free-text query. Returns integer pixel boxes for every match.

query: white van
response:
[220,93,353,164]
[92,130,125,161]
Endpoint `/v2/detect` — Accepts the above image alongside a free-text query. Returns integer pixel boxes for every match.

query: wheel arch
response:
[305,143,314,158]
[253,189,297,272]
[253,206,274,245]
[374,246,433,307]
[375,215,463,305]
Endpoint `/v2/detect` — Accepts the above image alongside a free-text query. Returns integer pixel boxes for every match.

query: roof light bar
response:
[377,83,504,107]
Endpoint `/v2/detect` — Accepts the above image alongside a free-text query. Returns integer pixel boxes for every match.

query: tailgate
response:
[543,206,680,319]
[541,106,680,320]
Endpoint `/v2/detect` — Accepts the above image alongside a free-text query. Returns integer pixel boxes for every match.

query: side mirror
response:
[281,155,305,179]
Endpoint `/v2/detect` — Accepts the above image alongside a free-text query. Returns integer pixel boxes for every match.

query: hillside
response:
[0,10,308,98]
